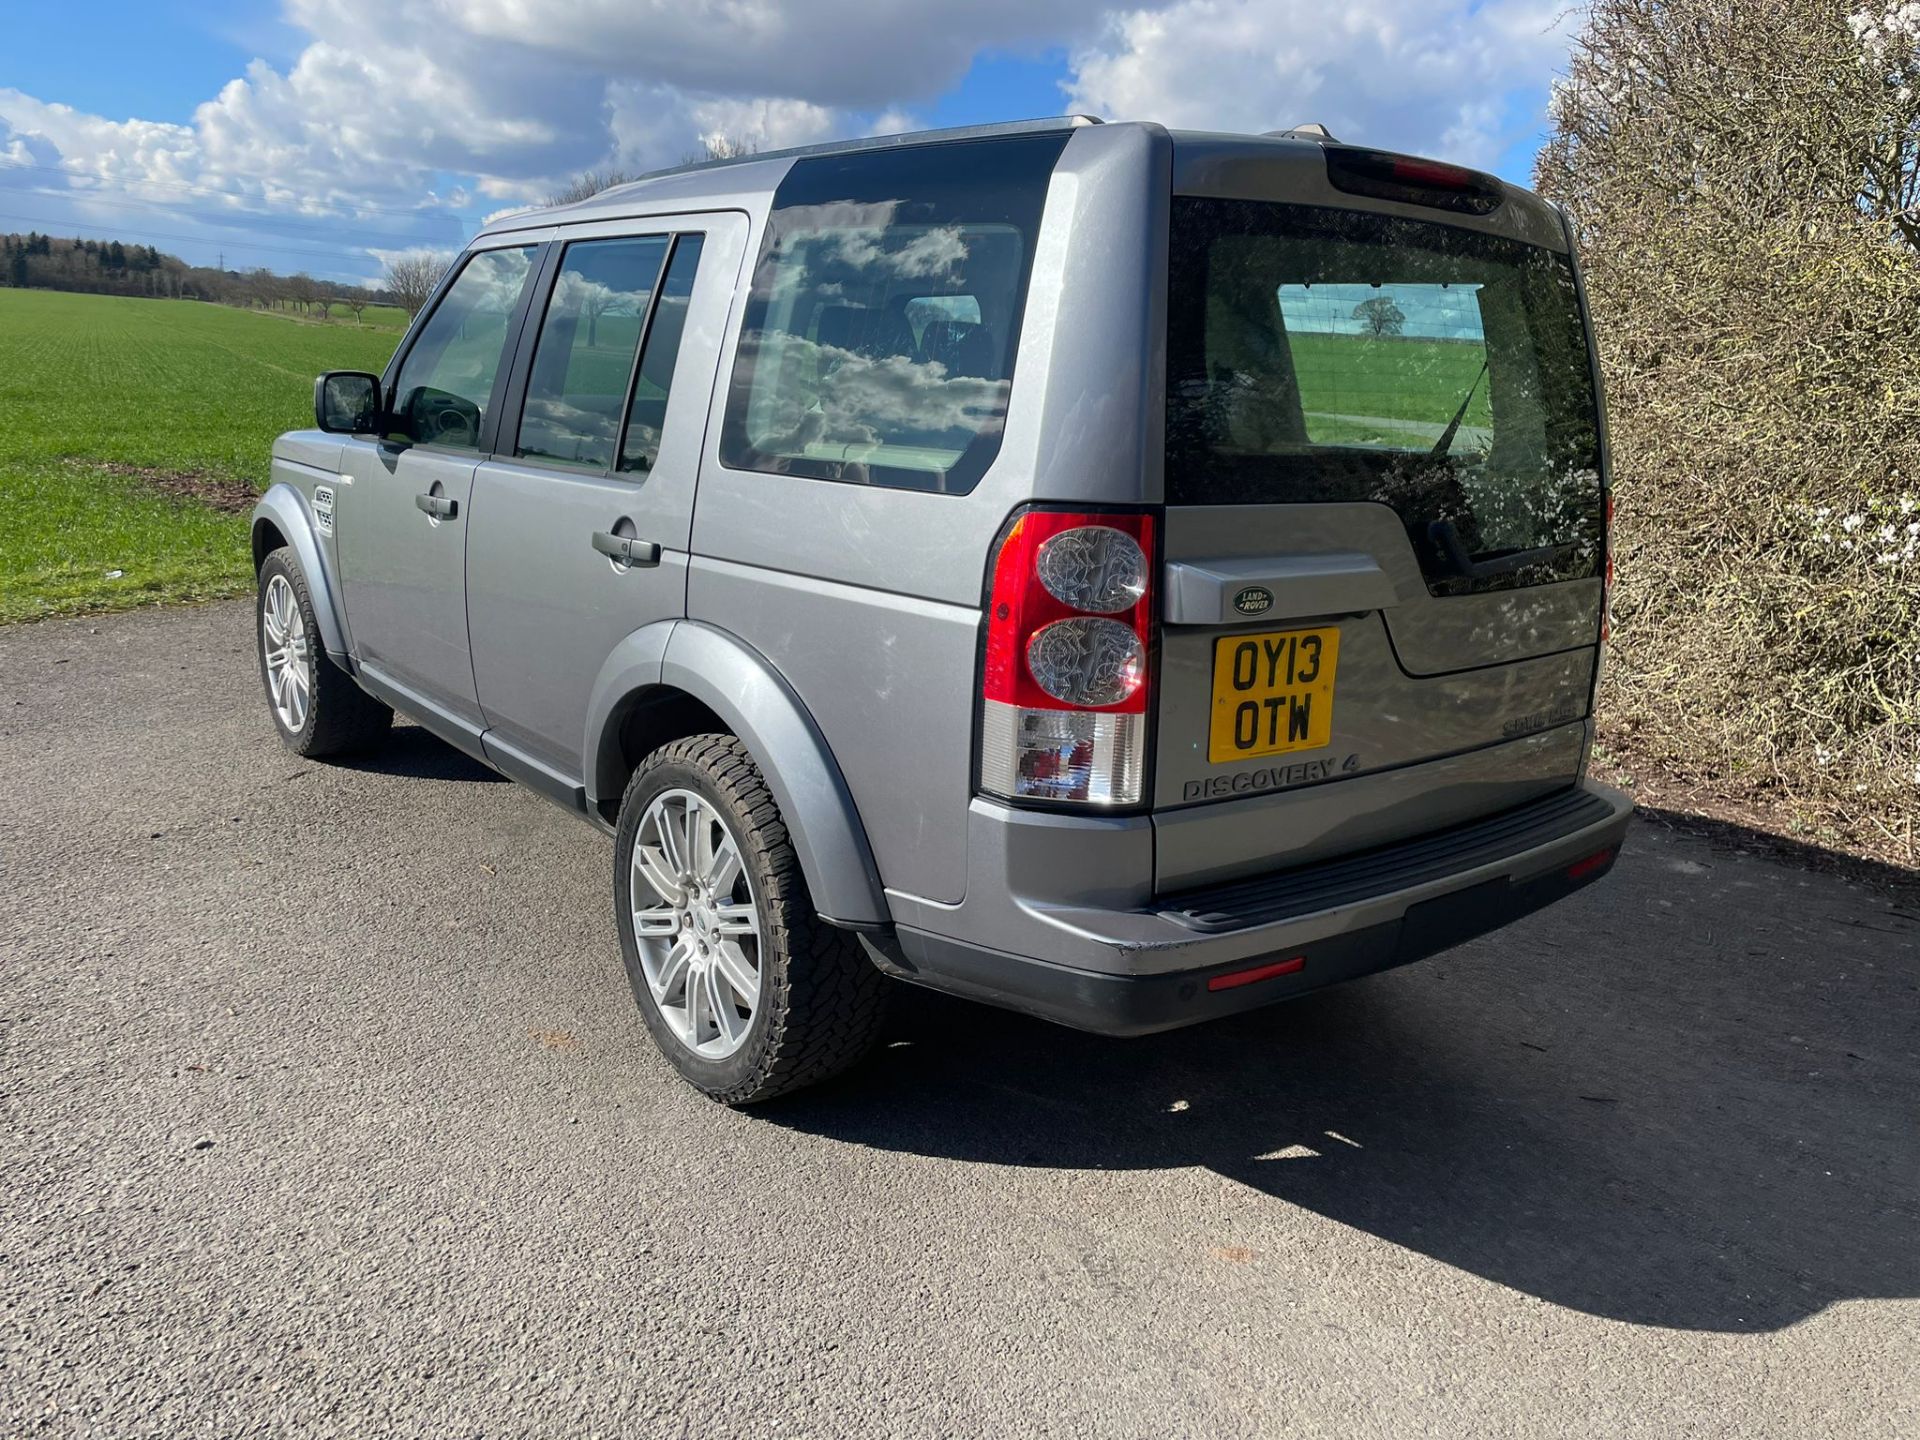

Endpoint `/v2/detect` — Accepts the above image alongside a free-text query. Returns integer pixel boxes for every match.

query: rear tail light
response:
[980,509,1155,806]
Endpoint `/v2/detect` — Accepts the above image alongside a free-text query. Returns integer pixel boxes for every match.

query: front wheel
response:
[614,735,888,1104]
[255,547,391,757]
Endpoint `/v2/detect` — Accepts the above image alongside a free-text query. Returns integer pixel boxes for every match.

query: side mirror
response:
[314,371,382,434]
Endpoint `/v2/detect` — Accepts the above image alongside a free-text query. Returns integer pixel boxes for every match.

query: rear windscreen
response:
[1167,197,1604,595]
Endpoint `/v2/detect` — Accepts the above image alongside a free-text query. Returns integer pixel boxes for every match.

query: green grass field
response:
[0,289,402,622]
[1287,331,1494,447]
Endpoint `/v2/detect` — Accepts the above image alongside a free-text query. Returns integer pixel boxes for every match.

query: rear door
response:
[1154,185,1606,888]
[464,214,746,792]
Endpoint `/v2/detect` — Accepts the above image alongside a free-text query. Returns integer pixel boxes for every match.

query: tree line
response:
[1,140,761,319]
[4,233,179,296]
[0,229,402,319]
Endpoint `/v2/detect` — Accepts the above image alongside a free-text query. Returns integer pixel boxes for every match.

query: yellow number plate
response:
[1208,627,1340,764]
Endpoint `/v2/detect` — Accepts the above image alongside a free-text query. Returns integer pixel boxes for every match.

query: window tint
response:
[619,234,704,474]
[719,133,1068,494]
[387,246,535,450]
[517,236,669,470]
[1168,198,1602,595]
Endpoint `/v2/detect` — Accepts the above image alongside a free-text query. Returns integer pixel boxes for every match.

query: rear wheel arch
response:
[594,685,729,824]
[583,621,892,929]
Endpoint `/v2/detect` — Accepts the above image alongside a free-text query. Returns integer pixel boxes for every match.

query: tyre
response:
[614,734,888,1104]
[255,547,392,757]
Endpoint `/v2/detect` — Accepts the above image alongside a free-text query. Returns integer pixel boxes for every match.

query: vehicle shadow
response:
[329,724,508,783]
[768,827,1920,1333]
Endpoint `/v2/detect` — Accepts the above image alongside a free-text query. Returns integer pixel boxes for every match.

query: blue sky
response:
[0,1,1572,284]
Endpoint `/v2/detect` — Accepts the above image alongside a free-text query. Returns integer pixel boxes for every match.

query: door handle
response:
[591,530,661,567]
[415,492,458,520]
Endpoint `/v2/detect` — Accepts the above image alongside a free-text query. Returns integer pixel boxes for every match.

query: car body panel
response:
[659,621,891,927]
[686,555,981,905]
[333,444,484,725]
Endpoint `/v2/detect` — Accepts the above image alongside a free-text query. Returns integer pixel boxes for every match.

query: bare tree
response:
[697,133,760,162]
[286,271,317,315]
[383,252,450,318]
[547,169,641,206]
[313,291,335,321]
[547,135,762,208]
[344,292,367,323]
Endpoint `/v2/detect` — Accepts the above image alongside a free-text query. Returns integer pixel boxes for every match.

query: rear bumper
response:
[870,780,1633,1036]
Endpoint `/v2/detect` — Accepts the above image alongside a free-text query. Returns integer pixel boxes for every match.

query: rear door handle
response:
[591,530,661,567]
[1163,552,1402,624]
[414,492,458,520]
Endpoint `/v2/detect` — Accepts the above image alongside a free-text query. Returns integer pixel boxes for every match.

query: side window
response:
[517,236,670,470]
[718,132,1069,494]
[387,246,536,450]
[618,234,704,474]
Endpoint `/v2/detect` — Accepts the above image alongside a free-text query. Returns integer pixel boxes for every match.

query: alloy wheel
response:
[261,573,312,734]
[629,788,763,1059]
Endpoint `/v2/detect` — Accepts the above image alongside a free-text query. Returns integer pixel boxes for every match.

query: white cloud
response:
[0,0,1577,280]
[440,0,1120,108]
[1065,0,1579,168]
[606,87,846,172]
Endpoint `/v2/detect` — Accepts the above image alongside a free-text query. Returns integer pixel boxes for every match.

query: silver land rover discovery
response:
[254,116,1632,1103]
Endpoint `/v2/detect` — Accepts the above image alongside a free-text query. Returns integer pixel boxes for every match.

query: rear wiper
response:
[1428,519,1573,582]
[1428,359,1489,461]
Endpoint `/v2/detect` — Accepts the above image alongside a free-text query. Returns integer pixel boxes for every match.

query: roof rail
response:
[593,115,1105,200]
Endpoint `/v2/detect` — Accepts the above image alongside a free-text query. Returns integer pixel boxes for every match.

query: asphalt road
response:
[4,600,1917,1438]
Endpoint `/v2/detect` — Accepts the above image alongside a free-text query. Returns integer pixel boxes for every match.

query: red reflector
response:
[1566,848,1615,881]
[1206,956,1307,992]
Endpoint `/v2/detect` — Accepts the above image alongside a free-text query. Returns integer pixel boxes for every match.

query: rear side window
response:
[719,133,1069,494]
[513,233,706,475]
[387,246,536,450]
[518,236,670,470]
[620,235,704,474]
[1167,198,1603,594]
